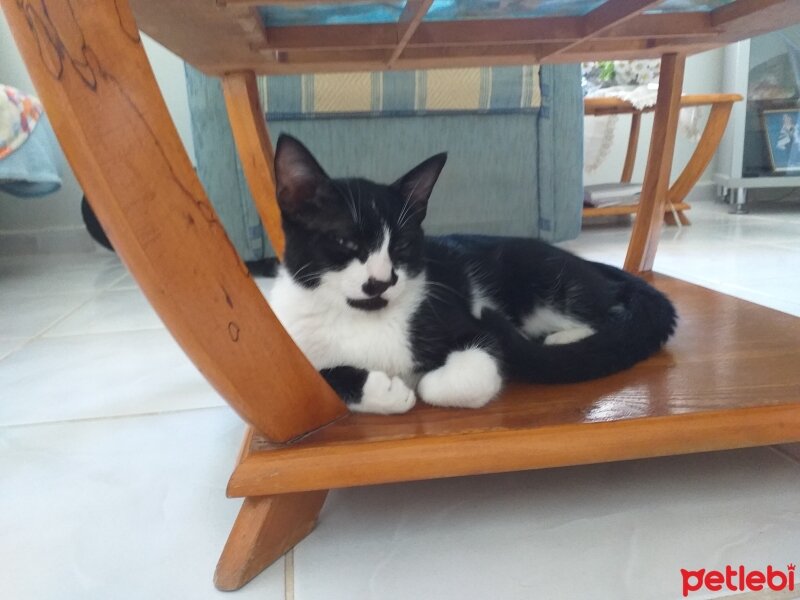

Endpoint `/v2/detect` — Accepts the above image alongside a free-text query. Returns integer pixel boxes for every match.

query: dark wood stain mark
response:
[222,286,234,309]
[19,0,98,88]
[13,0,246,278]
[113,0,140,42]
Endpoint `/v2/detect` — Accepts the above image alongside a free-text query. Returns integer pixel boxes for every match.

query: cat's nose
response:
[362,271,398,297]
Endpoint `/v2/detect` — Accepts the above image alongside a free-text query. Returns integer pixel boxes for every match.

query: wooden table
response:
[4,0,800,591]
[583,93,742,224]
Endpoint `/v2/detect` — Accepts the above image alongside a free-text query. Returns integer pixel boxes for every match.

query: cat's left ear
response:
[274,134,330,215]
[391,152,447,222]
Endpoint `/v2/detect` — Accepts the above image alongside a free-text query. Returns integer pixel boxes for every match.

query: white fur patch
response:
[467,268,498,319]
[544,327,595,345]
[267,266,425,377]
[469,284,498,320]
[418,348,502,409]
[365,229,393,282]
[522,306,590,338]
[351,371,416,414]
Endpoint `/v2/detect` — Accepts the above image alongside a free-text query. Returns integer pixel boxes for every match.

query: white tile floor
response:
[1,198,800,600]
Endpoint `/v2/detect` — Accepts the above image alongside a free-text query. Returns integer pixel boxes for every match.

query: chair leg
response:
[215,491,328,591]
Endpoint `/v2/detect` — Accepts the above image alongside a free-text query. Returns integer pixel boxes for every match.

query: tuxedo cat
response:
[268,135,676,414]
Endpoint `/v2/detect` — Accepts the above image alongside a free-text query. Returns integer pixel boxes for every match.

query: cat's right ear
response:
[274,135,329,214]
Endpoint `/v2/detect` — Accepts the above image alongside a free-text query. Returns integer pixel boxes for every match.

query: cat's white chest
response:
[267,272,420,377]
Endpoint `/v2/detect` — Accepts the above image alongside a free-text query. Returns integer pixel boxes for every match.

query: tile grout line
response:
[769,445,800,468]
[285,549,295,600]
[0,404,229,431]
[0,268,133,363]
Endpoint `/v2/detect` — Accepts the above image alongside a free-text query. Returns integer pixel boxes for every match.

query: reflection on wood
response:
[228,274,800,497]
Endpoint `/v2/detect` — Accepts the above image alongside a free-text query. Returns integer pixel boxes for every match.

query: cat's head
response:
[273,134,446,312]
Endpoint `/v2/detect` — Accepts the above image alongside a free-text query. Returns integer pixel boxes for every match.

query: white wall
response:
[0,12,195,243]
[583,48,725,191]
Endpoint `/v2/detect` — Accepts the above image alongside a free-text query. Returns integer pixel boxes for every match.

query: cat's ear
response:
[274,134,330,214]
[391,152,447,222]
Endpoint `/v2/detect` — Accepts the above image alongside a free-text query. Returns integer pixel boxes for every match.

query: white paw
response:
[544,327,595,346]
[418,348,502,409]
[351,371,416,414]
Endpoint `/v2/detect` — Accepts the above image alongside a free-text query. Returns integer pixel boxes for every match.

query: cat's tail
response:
[481,263,677,384]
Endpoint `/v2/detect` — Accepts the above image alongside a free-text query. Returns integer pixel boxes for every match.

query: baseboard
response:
[684,180,718,203]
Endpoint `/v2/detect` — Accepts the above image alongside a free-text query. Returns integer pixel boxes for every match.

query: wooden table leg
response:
[1,0,347,442]
[222,72,286,260]
[624,53,686,273]
[215,491,328,591]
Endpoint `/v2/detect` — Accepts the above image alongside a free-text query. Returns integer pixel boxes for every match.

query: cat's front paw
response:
[418,348,502,409]
[350,371,416,414]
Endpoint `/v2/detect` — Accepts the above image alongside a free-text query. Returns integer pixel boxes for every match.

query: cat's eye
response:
[391,239,411,253]
[334,236,358,251]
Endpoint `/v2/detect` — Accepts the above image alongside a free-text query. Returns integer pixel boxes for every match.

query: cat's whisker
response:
[342,183,359,225]
[397,178,423,229]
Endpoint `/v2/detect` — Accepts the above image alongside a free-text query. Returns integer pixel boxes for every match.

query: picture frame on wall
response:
[762,108,800,172]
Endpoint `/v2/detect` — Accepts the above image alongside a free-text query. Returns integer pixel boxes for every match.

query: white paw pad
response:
[544,327,595,346]
[418,348,502,409]
[352,371,416,414]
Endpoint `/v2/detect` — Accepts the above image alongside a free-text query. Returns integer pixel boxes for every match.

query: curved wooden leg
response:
[222,72,286,260]
[1,0,346,442]
[667,102,735,206]
[215,491,328,591]
[621,111,641,183]
[624,53,686,273]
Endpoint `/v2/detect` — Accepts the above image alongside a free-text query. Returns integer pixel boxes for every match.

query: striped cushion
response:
[257,66,541,120]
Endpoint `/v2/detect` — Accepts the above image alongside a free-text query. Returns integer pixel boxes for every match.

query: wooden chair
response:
[583,94,743,225]
[4,0,800,591]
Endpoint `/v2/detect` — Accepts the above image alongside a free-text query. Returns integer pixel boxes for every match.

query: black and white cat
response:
[268,135,677,414]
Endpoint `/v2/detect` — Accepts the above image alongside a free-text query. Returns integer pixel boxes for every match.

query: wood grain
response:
[227,274,800,496]
[624,53,685,273]
[214,491,327,591]
[222,71,286,259]
[0,0,347,442]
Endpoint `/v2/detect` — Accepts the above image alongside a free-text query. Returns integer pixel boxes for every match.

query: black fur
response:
[320,367,369,402]
[273,134,677,405]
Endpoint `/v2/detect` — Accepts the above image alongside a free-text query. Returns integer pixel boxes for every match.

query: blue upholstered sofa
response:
[184,64,583,260]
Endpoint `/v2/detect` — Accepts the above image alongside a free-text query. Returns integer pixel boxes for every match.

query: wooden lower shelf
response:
[583,201,691,219]
[228,274,800,497]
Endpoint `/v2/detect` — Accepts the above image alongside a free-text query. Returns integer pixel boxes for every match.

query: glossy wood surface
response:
[228,274,800,496]
[128,0,800,75]
[0,0,347,442]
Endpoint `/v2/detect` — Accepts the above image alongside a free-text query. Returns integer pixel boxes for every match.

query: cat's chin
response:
[347,297,389,311]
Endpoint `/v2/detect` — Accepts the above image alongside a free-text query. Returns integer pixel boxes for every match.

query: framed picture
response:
[762,108,800,172]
